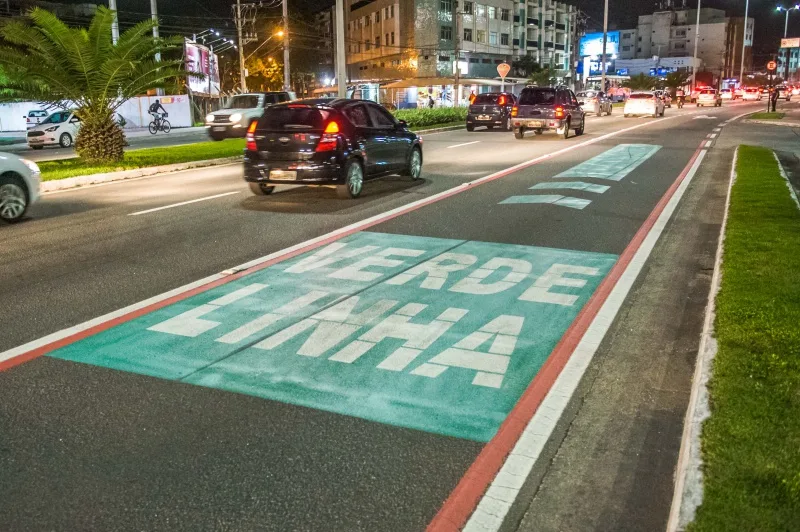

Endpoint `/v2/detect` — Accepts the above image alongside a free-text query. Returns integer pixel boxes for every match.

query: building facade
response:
[343,0,576,82]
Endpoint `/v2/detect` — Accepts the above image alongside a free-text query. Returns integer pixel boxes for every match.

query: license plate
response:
[269,170,297,181]
[527,120,543,128]
[477,115,491,121]
[212,126,226,132]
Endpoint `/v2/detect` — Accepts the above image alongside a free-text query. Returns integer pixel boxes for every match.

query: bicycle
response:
[148,113,171,134]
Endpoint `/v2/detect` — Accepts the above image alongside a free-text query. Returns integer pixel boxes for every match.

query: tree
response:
[513,55,540,78]
[245,56,283,92]
[0,7,189,163]
[663,71,691,96]
[623,73,656,91]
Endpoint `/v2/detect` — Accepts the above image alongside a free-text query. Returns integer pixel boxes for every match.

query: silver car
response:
[0,152,41,223]
[575,90,613,116]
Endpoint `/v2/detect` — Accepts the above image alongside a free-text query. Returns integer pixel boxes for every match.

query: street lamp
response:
[777,5,800,38]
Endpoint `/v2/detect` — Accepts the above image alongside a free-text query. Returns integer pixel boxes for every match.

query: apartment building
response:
[342,0,576,81]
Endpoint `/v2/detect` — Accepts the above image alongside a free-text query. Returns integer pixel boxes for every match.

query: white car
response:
[26,110,81,150]
[0,152,41,223]
[697,89,722,107]
[742,88,761,101]
[623,92,665,117]
[719,89,734,100]
[25,110,48,129]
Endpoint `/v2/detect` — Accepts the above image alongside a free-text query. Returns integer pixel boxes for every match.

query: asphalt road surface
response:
[0,101,761,531]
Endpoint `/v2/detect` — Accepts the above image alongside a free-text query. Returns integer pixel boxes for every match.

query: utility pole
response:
[335,0,347,98]
[691,0,701,94]
[600,0,608,92]
[150,0,164,96]
[109,0,119,44]
[236,0,247,92]
[283,0,291,91]
[739,0,749,85]
[454,3,461,107]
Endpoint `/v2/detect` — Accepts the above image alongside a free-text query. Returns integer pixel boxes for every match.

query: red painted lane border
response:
[427,141,708,531]
[2,121,659,373]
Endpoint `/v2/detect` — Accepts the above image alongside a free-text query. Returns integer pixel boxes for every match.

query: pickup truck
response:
[206,91,296,140]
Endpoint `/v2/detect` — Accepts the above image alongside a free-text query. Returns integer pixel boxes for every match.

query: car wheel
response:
[556,119,570,139]
[337,159,364,199]
[624,114,629,118]
[0,173,28,223]
[486,125,494,130]
[404,146,422,180]
[607,105,612,115]
[575,117,585,136]
[210,135,224,141]
[466,123,474,132]
[31,145,44,150]
[504,116,512,131]
[248,183,274,196]
[514,128,525,139]
[59,133,72,148]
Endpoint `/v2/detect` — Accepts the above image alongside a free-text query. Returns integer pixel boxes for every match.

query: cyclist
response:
[148,99,167,127]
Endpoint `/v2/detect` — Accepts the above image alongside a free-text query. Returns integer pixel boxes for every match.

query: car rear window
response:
[629,93,654,99]
[260,106,332,130]
[473,94,501,104]
[701,90,715,94]
[576,91,597,98]
[518,89,556,105]
[225,95,261,109]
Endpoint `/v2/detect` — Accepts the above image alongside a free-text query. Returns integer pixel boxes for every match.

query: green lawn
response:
[748,112,785,120]
[0,137,22,146]
[690,146,800,530]
[39,139,246,181]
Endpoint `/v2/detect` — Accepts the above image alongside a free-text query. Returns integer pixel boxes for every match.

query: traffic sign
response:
[767,60,777,71]
[497,62,510,78]
[781,37,800,48]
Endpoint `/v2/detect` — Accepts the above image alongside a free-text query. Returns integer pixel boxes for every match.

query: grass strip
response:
[748,112,785,120]
[38,120,465,182]
[39,139,246,181]
[690,145,800,530]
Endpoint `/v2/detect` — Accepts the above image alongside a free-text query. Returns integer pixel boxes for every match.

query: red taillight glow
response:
[498,95,506,106]
[316,122,340,152]
[511,106,518,117]
[245,120,258,151]
[555,106,565,118]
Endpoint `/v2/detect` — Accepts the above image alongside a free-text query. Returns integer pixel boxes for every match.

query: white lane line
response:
[129,191,241,216]
[713,128,721,132]
[463,149,709,532]
[704,140,713,148]
[708,133,717,138]
[446,140,481,149]
[0,114,679,368]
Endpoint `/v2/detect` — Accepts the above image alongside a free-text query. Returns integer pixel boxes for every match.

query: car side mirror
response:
[397,119,408,129]
[70,118,80,123]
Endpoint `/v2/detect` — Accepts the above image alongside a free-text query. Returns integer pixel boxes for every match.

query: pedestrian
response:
[770,87,779,112]
[428,95,435,109]
[469,91,476,104]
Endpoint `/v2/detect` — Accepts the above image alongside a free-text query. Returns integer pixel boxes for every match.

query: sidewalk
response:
[0,126,206,148]
[743,101,800,127]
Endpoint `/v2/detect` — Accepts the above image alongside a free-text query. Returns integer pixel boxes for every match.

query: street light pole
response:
[283,0,291,92]
[739,0,749,86]
[236,0,247,92]
[109,0,119,44]
[691,0,701,94]
[600,0,608,92]
[335,0,347,98]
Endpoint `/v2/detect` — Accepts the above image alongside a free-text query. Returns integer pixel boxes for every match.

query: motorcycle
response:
[677,96,684,109]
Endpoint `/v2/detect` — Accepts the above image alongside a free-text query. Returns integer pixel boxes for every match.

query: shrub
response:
[391,107,467,128]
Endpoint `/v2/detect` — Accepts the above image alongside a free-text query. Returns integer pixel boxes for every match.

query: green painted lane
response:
[554,144,662,181]
[50,232,617,442]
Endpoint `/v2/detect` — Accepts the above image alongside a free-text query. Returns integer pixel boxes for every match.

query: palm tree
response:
[623,73,657,91]
[663,71,691,97]
[0,7,189,163]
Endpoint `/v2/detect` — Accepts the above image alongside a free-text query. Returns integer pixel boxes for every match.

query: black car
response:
[511,86,586,140]
[466,92,517,131]
[244,99,423,199]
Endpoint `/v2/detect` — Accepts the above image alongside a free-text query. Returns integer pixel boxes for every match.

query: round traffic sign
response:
[767,60,777,71]
[497,62,510,78]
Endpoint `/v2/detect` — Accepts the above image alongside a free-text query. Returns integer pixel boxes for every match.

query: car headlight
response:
[205,114,215,123]
[45,126,59,132]
[20,158,40,175]
[229,113,242,124]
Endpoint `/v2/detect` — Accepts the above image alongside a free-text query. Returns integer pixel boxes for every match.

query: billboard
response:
[185,39,220,96]
[579,31,620,58]
[781,37,800,48]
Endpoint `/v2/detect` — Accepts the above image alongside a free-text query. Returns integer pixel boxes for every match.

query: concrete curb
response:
[39,123,465,193]
[41,156,241,193]
[666,147,737,531]
[742,118,800,127]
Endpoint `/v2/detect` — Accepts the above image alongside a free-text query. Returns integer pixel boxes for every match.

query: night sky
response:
[65,0,792,57]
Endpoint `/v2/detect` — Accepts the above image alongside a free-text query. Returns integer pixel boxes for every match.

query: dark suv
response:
[511,86,586,139]
[466,92,517,131]
[244,99,423,199]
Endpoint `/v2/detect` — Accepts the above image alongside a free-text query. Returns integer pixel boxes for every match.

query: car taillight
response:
[555,106,565,119]
[498,95,506,106]
[511,106,518,117]
[246,121,257,151]
[316,121,340,152]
